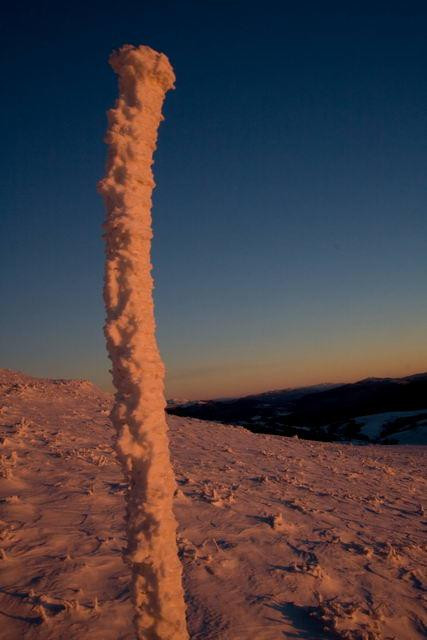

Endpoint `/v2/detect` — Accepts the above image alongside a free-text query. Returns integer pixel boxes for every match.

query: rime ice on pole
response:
[98,45,188,640]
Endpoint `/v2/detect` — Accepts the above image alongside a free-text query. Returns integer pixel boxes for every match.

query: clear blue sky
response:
[1,1,426,398]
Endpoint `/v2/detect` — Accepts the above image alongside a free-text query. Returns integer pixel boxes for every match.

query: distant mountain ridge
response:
[167,383,340,410]
[168,372,427,444]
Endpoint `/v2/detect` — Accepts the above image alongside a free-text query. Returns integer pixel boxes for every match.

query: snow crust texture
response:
[98,45,188,640]
[0,370,426,640]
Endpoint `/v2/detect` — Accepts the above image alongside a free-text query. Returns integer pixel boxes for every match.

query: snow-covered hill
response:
[0,370,426,639]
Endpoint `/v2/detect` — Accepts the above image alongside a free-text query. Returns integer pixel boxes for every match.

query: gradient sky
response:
[1,1,426,399]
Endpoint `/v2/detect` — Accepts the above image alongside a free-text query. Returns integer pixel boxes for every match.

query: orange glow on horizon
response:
[162,339,427,400]
[97,348,426,401]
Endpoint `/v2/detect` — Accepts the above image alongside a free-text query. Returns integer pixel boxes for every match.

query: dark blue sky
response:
[1,1,426,398]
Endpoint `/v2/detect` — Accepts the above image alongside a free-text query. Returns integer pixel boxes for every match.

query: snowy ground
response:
[357,411,427,444]
[0,370,426,639]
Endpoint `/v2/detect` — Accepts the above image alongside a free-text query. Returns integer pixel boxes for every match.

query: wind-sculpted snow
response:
[0,370,426,639]
[98,45,188,639]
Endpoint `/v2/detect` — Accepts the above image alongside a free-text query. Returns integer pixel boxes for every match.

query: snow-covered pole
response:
[98,45,188,640]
